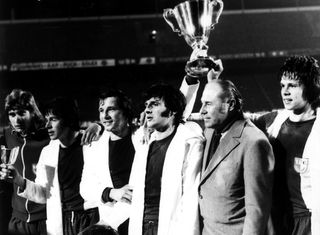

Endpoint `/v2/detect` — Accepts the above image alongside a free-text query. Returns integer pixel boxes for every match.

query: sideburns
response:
[160,109,171,118]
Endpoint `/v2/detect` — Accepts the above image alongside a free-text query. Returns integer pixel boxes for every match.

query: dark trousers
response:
[290,212,311,235]
[142,220,158,235]
[8,216,46,235]
[0,181,13,235]
[63,208,99,235]
[117,219,128,235]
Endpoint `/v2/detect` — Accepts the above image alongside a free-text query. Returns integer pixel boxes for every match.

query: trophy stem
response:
[192,40,208,51]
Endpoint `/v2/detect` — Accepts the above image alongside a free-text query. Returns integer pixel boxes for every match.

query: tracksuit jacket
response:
[1,126,49,222]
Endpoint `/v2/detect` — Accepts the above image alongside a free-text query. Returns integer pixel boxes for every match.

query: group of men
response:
[0,54,319,235]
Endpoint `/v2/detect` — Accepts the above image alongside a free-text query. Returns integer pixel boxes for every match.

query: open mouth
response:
[103,120,113,125]
[47,131,54,136]
[283,99,292,104]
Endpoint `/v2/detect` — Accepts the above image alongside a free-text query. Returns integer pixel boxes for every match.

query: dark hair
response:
[213,79,243,112]
[143,83,186,126]
[44,97,80,131]
[279,55,320,109]
[98,89,133,125]
[5,89,45,129]
[79,225,119,235]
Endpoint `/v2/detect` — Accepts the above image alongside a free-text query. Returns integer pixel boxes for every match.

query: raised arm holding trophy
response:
[163,0,224,77]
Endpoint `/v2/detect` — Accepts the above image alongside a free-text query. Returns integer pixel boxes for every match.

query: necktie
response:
[205,132,222,169]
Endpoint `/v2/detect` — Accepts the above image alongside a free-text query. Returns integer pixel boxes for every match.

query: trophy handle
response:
[163,8,181,35]
[210,0,224,29]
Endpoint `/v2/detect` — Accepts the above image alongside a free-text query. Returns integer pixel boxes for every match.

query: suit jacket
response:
[199,118,274,235]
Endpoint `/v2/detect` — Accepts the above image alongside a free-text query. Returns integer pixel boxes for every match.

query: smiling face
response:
[144,97,174,131]
[99,97,129,136]
[8,109,33,134]
[280,73,310,114]
[45,113,68,140]
[200,82,231,129]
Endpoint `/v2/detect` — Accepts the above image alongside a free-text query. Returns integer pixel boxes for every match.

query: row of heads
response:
[4,83,188,132]
[4,55,320,131]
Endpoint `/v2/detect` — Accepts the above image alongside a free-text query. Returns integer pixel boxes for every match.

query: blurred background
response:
[1,0,320,126]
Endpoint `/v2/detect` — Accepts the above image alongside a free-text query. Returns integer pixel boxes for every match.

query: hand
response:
[139,112,154,145]
[0,164,24,187]
[81,122,103,145]
[139,111,146,127]
[207,59,223,82]
[109,185,133,204]
[0,163,13,181]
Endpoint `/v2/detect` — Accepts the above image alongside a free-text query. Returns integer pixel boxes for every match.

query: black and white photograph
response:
[1,0,320,234]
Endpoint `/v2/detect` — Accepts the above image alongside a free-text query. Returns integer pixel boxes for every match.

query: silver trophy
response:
[163,0,223,77]
[1,145,19,165]
[1,145,19,178]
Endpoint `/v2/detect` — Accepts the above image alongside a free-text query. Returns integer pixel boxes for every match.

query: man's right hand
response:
[185,58,223,85]
[0,163,25,188]
[0,163,14,181]
[81,122,104,145]
[109,185,133,204]
[207,59,223,82]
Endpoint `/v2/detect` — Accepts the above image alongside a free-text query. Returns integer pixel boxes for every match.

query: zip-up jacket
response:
[2,126,49,222]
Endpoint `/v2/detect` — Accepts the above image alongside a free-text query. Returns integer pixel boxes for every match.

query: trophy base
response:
[185,56,219,77]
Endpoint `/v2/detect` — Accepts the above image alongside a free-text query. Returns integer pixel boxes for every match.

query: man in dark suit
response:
[198,79,274,235]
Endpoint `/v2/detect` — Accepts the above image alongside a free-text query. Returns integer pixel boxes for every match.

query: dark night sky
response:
[1,0,320,126]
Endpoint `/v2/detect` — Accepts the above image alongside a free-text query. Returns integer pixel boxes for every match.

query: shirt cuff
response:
[185,75,199,85]
[101,187,113,203]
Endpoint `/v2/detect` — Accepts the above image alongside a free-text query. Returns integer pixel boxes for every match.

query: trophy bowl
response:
[163,0,223,77]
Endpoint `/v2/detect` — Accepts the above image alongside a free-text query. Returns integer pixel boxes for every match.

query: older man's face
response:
[200,82,230,129]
